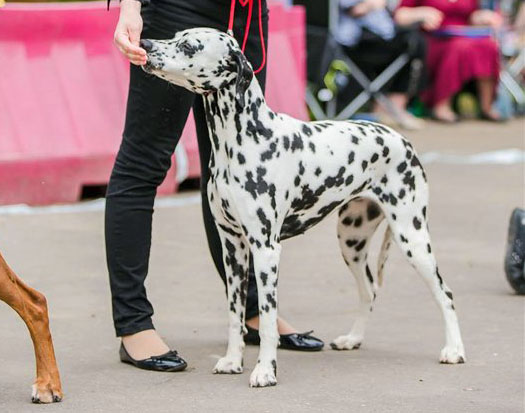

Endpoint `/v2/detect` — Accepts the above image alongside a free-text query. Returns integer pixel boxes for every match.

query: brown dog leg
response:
[0,252,63,403]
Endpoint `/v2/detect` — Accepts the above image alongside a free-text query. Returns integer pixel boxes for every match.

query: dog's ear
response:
[231,50,253,109]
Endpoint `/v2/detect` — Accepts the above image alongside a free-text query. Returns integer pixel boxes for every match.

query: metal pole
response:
[328,0,339,34]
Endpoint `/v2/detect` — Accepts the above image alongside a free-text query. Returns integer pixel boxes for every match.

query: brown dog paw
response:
[32,379,63,404]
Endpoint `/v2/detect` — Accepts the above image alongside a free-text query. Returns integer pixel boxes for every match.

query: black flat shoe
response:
[119,343,188,372]
[244,325,324,352]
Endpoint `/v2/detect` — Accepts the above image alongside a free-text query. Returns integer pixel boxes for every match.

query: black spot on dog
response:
[298,162,305,176]
[371,153,379,163]
[365,265,374,283]
[389,194,398,206]
[302,124,313,136]
[397,161,407,173]
[403,171,416,191]
[266,293,277,308]
[291,134,304,152]
[256,208,272,245]
[355,240,366,252]
[366,203,381,221]
[361,160,368,172]
[261,142,277,161]
[283,136,290,150]
[413,217,422,230]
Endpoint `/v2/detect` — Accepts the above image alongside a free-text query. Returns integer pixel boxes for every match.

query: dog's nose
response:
[140,39,154,52]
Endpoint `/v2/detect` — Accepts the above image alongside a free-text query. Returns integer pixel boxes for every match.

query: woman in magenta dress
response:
[395,0,503,122]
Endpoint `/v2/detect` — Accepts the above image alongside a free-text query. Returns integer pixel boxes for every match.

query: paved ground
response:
[0,120,523,412]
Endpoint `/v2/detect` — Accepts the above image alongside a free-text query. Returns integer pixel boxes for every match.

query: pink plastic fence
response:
[0,1,306,205]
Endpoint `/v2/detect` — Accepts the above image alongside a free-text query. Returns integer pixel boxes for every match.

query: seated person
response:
[336,0,427,130]
[395,0,503,122]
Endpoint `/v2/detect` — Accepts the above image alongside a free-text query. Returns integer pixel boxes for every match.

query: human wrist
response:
[120,0,144,11]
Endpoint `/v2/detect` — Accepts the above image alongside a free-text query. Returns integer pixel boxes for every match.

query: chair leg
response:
[335,54,410,121]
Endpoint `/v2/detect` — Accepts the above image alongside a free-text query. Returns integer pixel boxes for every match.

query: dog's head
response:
[141,28,254,107]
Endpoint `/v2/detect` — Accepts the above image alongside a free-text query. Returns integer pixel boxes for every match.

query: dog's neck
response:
[203,77,274,166]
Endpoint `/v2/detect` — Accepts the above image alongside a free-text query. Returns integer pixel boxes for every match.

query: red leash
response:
[227,0,267,74]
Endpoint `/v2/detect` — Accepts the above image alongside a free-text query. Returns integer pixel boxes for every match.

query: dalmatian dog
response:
[141,28,466,387]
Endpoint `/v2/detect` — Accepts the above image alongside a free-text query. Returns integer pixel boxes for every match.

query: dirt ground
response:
[0,120,523,412]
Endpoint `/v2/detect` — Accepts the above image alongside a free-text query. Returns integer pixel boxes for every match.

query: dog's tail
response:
[377,225,392,287]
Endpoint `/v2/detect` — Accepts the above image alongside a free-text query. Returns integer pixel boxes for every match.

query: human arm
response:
[394,2,444,31]
[346,0,387,18]
[469,9,503,29]
[113,0,147,66]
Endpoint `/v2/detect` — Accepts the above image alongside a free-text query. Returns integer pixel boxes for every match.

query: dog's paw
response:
[32,381,63,404]
[213,356,243,374]
[439,346,466,364]
[249,363,277,388]
[330,334,363,351]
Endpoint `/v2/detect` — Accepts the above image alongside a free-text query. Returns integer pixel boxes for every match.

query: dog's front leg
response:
[249,243,282,388]
[0,253,62,403]
[213,230,250,374]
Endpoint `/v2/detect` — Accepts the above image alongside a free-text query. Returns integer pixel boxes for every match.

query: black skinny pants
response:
[106,0,268,337]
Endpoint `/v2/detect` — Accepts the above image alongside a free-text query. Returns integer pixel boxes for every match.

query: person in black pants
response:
[107,0,324,372]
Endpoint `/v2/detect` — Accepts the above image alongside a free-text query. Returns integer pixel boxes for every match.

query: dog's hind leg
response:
[382,185,465,364]
[249,241,281,387]
[331,199,384,351]
[0,252,62,403]
[213,230,250,374]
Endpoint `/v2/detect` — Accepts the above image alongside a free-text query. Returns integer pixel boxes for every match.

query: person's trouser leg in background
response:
[388,27,427,98]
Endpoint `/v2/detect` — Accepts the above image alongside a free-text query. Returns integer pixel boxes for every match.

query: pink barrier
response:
[0,1,306,205]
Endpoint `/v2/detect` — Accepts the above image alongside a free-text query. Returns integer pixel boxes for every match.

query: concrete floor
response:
[0,120,523,412]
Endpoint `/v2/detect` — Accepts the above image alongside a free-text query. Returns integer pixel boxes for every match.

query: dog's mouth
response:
[142,59,165,73]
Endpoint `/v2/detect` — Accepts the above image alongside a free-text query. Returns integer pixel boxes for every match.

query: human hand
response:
[349,0,386,17]
[114,0,147,66]
[418,6,444,31]
[470,10,503,29]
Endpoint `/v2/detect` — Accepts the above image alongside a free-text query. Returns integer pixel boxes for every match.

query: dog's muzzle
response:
[140,39,154,52]
[140,39,165,72]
